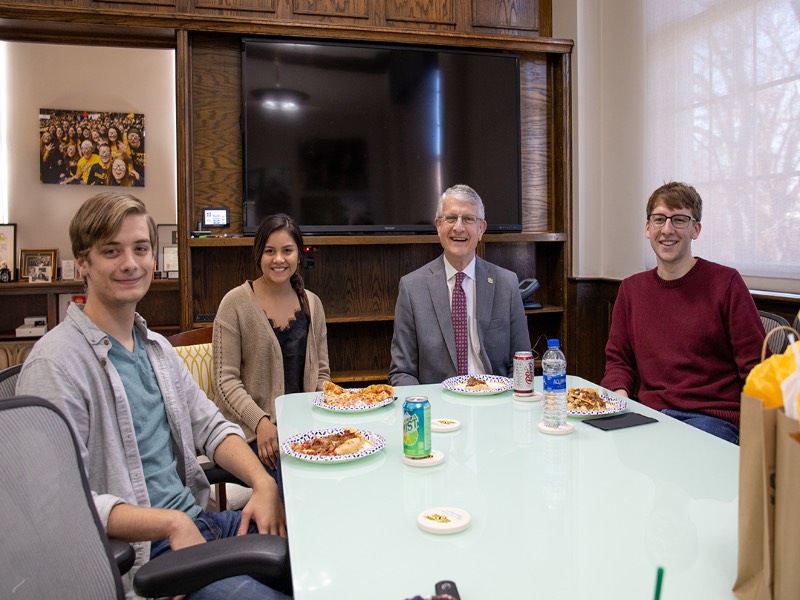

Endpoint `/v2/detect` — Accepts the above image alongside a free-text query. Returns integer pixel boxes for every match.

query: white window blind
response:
[646,0,800,281]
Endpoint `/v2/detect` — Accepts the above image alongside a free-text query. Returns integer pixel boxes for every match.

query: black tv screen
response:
[242,38,521,235]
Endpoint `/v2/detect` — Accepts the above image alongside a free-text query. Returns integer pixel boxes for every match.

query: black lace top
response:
[270,307,309,394]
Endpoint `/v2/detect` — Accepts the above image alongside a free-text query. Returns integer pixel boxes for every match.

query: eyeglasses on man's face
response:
[439,214,482,226]
[647,214,696,229]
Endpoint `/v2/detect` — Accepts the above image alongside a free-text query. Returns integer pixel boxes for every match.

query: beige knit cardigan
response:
[212,281,331,441]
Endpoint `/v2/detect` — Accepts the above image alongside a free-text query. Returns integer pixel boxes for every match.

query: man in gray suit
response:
[389,184,531,386]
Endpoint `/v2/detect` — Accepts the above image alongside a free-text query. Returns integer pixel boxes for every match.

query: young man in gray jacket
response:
[17,192,289,600]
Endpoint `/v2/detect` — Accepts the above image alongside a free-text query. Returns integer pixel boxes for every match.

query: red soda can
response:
[513,351,534,395]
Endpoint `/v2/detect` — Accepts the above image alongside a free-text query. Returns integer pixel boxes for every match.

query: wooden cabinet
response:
[0,280,180,340]
[188,233,566,383]
[0,0,572,376]
[0,280,180,368]
[183,28,571,379]
[0,0,549,36]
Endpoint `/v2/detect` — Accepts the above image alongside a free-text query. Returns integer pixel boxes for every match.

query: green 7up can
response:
[403,396,431,458]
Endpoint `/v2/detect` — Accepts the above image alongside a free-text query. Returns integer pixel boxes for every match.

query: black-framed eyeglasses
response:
[647,214,697,229]
[439,214,482,226]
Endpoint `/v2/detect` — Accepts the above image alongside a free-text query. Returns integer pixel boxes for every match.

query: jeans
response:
[150,510,291,600]
[661,409,739,445]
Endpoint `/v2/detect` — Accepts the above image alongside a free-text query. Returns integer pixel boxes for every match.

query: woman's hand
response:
[255,416,280,470]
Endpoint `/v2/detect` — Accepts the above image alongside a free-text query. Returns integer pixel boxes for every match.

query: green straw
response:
[653,566,664,600]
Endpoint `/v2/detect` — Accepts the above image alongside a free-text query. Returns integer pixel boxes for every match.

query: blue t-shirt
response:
[108,331,201,519]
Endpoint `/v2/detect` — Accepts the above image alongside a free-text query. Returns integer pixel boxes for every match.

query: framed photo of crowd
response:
[39,108,145,186]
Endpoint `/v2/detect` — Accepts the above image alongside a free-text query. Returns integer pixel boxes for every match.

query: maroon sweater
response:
[601,258,764,426]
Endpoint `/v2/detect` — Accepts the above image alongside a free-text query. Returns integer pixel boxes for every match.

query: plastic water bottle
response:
[541,338,568,430]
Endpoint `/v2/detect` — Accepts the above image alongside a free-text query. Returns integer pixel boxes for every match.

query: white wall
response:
[553,0,648,281]
[2,41,176,264]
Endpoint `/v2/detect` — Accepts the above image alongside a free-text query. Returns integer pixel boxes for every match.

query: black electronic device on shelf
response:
[519,277,542,309]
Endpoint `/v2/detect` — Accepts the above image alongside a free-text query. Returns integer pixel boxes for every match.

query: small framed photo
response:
[0,223,17,281]
[157,224,178,271]
[20,248,58,282]
[163,245,179,272]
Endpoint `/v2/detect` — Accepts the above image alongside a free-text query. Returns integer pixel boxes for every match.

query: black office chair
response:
[758,310,792,355]
[0,363,22,399]
[0,395,291,599]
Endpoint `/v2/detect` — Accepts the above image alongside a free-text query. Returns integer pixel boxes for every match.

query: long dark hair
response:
[253,213,309,317]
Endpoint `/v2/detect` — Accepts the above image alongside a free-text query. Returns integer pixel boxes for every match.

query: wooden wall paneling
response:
[191,0,278,19]
[138,281,181,333]
[519,54,548,232]
[568,278,619,384]
[293,0,368,19]
[549,51,570,236]
[471,0,538,34]
[302,243,442,319]
[190,245,258,321]
[177,29,193,331]
[326,321,393,381]
[93,0,178,12]
[190,33,243,233]
[383,0,454,27]
[0,290,49,337]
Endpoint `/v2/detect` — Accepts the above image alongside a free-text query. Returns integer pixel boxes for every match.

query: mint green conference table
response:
[276,376,739,600]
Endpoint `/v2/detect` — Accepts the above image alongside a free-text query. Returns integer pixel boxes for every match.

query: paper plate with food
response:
[566,387,628,417]
[281,427,386,463]
[313,382,397,412]
[442,374,513,395]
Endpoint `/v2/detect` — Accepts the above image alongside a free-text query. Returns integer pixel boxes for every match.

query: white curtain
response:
[645,0,800,279]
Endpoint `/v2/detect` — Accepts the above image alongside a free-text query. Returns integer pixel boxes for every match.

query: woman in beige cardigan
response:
[213,214,330,485]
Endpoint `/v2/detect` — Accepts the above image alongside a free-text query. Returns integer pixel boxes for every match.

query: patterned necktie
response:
[452,271,468,375]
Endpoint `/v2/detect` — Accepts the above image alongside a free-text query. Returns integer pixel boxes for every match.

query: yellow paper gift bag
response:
[743,326,799,410]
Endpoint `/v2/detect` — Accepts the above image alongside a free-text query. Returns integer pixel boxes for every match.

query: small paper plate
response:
[281,428,385,463]
[312,392,397,413]
[431,418,461,432]
[442,374,512,395]
[417,506,471,534]
[568,392,628,417]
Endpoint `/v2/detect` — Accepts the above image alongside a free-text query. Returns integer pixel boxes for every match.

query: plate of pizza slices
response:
[442,374,513,396]
[313,382,397,412]
[567,388,628,417]
[281,427,386,463]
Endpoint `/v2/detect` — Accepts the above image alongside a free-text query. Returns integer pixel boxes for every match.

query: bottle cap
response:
[547,338,560,347]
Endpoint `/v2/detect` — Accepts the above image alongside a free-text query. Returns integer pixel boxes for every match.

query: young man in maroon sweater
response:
[601,182,764,444]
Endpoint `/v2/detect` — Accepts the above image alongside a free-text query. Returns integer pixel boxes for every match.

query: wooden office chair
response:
[758,310,792,355]
[167,327,252,511]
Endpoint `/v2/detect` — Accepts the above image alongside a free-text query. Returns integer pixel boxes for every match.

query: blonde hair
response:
[70,192,156,260]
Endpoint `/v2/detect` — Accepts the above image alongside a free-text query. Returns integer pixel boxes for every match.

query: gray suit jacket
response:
[389,255,531,386]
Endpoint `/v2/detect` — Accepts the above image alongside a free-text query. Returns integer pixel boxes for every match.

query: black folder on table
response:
[582,412,658,431]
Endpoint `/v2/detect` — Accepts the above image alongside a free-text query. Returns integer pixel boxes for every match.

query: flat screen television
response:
[242,37,521,235]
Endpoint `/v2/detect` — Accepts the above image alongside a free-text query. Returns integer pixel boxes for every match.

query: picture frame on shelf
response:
[20,248,58,282]
[156,224,178,272]
[0,223,16,282]
[162,245,179,272]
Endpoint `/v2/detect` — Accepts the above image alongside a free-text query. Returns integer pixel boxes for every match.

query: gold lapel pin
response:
[487,277,494,284]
